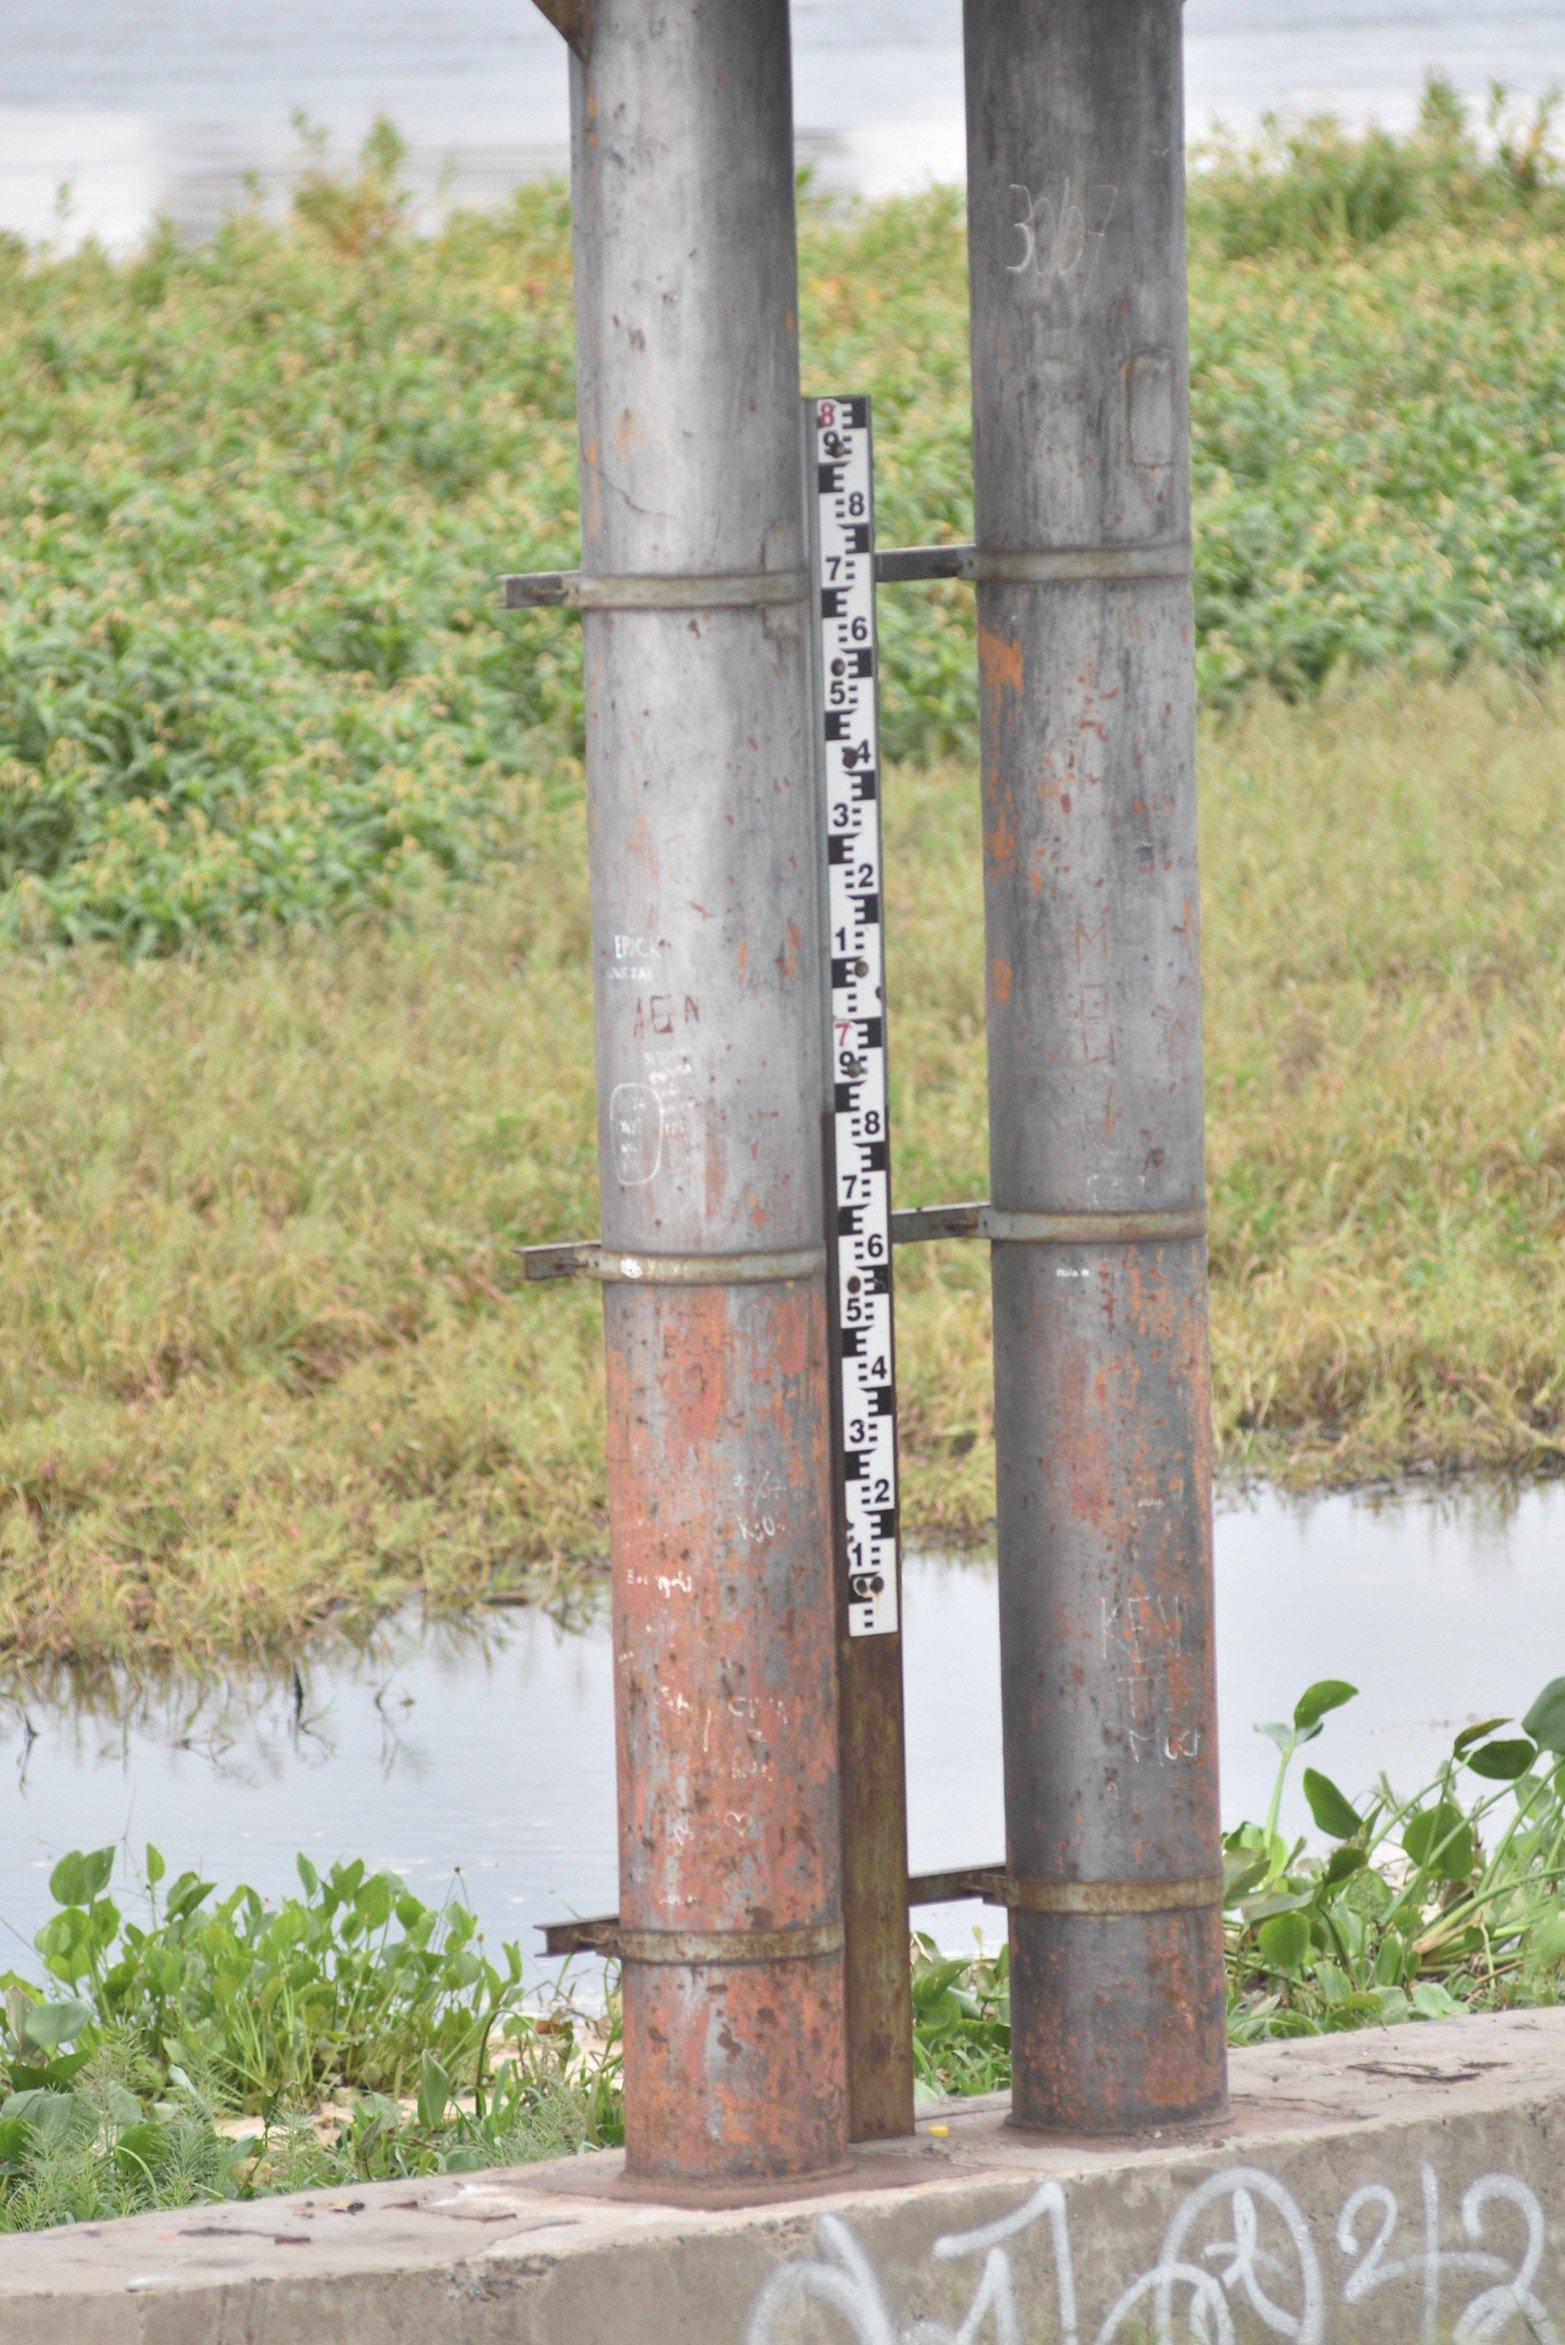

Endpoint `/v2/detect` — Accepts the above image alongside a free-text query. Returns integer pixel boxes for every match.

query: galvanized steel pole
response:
[565,0,847,2185]
[962,0,1228,2132]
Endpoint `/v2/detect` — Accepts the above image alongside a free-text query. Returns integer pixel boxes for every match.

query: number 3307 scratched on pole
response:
[811,396,900,1640]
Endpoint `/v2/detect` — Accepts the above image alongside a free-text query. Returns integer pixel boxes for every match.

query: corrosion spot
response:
[979,623,1024,700]
[991,955,1013,1006]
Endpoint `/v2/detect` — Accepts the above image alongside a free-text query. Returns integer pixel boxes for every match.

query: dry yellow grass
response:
[1,667,1561,1663]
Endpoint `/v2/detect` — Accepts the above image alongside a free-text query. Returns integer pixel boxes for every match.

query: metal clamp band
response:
[984,1206,1207,1245]
[888,1201,1206,1247]
[542,1916,844,1964]
[501,568,809,612]
[523,1241,825,1286]
[998,1873,1225,1917]
[875,542,1192,588]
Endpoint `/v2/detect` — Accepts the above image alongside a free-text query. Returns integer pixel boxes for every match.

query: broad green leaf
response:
[145,1843,167,1887]
[115,2119,173,2174]
[357,1875,393,1932]
[1411,1980,1464,2021]
[103,2081,143,2128]
[75,1847,115,1904]
[1223,1850,1269,1906]
[1303,1768,1364,1840]
[1524,1910,1565,1972]
[1242,1888,1315,1926]
[1524,1679,1565,1755]
[1257,1910,1312,1972]
[1453,1717,1510,1758]
[20,1995,94,2052]
[1324,1991,1385,2031]
[1464,1737,1537,1782]
[1293,1681,1358,1732]
[1402,1803,1475,1881]
[418,2053,453,2132]
[47,1851,88,1908]
[1321,1845,1368,1887]
[296,1854,320,1897]
[1255,1720,1294,1752]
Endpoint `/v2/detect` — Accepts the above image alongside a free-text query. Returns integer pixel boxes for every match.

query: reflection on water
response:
[2,1481,1563,1968]
[0,0,1558,247]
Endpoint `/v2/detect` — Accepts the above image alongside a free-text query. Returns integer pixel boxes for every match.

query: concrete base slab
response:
[6,2010,1565,2340]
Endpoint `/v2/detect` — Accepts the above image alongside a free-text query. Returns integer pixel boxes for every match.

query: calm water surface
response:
[3,1482,1563,1973]
[1,0,1558,245]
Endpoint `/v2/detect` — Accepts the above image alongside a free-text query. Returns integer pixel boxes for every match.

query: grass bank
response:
[1,667,1563,1663]
[0,92,1563,1660]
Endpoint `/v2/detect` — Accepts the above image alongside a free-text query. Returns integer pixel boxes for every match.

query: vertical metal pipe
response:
[569,0,848,2186]
[962,0,1228,2133]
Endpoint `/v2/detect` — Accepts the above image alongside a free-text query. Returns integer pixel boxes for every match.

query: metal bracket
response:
[539,1869,1222,1959]
[526,0,593,62]
[889,1202,1206,1246]
[523,1242,825,1286]
[501,568,808,612]
[874,542,1192,587]
[525,1210,1204,1280]
[999,1874,1226,1916]
[542,1917,845,1964]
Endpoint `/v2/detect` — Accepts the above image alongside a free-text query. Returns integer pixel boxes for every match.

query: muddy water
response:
[3,1481,1562,1973]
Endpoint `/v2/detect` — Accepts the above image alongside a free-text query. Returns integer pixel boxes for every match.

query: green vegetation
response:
[910,1671,1565,2103]
[10,1671,1565,2226]
[3,669,1563,1663]
[1,86,1562,950]
[0,92,1562,1657]
[1,1848,620,2232]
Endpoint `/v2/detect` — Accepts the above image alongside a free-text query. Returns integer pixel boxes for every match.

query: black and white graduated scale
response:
[808,395,900,1641]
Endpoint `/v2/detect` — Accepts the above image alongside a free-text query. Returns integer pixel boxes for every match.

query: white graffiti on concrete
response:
[744,2162,1560,2344]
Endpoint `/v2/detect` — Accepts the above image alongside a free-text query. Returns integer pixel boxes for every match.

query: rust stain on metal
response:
[990,955,1014,1006]
[983,776,1020,878]
[603,1281,846,2182]
[979,622,1025,700]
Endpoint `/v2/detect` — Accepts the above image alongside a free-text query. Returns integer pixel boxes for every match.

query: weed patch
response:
[0,91,1562,945]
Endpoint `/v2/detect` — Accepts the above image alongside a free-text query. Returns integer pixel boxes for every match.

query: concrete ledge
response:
[6,2010,1565,2340]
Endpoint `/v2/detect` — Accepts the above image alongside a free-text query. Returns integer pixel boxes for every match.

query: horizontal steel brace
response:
[874,542,1192,587]
[526,0,591,61]
[890,1202,1207,1246]
[541,1873,1223,1956]
[542,1918,845,1964]
[526,1211,1205,1278]
[906,1869,1223,1914]
[501,568,809,612]
[523,1242,825,1286]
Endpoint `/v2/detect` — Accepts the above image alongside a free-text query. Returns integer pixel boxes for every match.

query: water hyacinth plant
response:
[1225,1675,1565,2040]
[0,1849,621,2232]
[11,1675,1565,2226]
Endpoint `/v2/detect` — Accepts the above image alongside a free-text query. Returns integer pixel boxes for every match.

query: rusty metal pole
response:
[962,0,1228,2133]
[559,0,848,2186]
